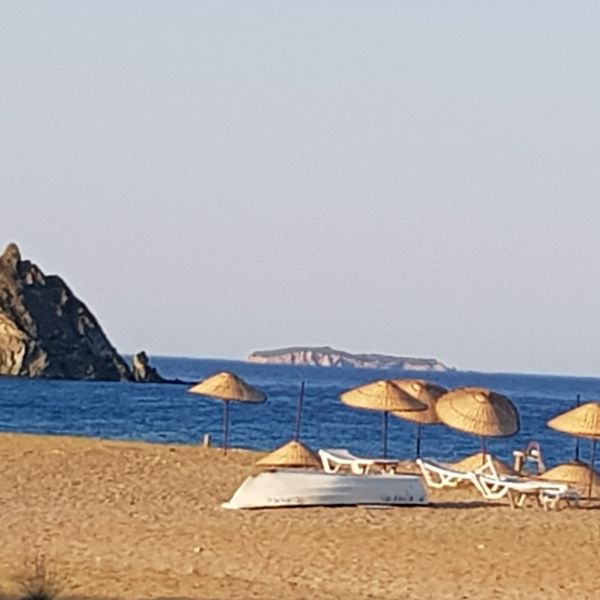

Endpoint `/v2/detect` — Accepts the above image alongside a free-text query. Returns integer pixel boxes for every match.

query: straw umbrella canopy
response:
[435,387,520,462]
[340,380,426,458]
[540,461,600,495]
[188,371,266,453]
[256,439,321,469]
[255,381,320,469]
[390,379,447,457]
[452,452,516,477]
[547,402,600,497]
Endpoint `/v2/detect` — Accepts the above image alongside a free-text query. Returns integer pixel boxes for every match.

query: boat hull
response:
[223,469,427,509]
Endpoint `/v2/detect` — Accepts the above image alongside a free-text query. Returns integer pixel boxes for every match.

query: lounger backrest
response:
[416,458,479,490]
[319,449,361,463]
[419,458,473,478]
[318,448,369,473]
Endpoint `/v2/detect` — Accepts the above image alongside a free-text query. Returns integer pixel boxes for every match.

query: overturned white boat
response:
[223,469,427,509]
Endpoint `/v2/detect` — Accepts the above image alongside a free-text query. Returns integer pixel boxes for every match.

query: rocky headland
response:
[0,243,167,382]
[248,346,452,371]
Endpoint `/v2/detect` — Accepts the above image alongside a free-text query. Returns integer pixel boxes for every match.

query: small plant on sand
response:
[14,554,61,600]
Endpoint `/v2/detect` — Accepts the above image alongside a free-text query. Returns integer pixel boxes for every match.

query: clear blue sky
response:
[2,2,600,376]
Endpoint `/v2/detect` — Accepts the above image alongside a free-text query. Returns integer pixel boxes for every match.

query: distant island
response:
[247,346,452,371]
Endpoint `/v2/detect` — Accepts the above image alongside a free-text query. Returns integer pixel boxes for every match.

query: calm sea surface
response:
[1,357,599,467]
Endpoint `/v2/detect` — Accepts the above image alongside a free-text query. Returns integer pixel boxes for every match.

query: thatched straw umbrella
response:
[255,382,320,470]
[188,371,266,453]
[340,380,426,458]
[547,402,600,497]
[256,439,321,469]
[435,387,520,464]
[540,461,600,495]
[390,379,447,457]
[452,452,516,477]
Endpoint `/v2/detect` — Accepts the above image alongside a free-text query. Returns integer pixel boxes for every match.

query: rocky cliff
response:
[0,243,162,382]
[248,346,452,371]
[131,351,167,383]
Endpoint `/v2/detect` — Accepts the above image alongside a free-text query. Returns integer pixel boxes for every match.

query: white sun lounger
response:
[474,472,581,510]
[416,457,498,490]
[318,448,400,475]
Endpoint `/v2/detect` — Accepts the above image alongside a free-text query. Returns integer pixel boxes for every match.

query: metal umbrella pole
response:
[383,411,389,458]
[589,438,597,499]
[575,393,581,461]
[222,399,230,454]
[293,381,305,441]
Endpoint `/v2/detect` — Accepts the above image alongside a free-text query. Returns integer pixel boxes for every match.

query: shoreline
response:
[0,432,599,599]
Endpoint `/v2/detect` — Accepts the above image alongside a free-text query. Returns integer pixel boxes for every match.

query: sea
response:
[1,356,599,468]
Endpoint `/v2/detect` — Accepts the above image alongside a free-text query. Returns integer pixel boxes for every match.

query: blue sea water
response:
[1,356,599,468]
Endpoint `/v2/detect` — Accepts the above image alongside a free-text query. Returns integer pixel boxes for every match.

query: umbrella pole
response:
[294,381,305,441]
[481,436,487,463]
[415,424,422,458]
[575,393,581,462]
[589,438,597,499]
[383,411,388,458]
[223,400,230,455]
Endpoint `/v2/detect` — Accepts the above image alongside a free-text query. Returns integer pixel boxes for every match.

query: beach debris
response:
[14,553,63,600]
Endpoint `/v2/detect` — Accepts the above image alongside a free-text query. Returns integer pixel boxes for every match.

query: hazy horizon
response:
[3,2,600,377]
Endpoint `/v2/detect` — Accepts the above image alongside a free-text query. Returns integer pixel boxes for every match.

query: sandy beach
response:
[0,433,598,600]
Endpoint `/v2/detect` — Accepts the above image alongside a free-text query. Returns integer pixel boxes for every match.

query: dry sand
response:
[0,432,598,600]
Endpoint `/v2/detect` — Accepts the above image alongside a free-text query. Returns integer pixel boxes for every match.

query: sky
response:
[2,2,600,376]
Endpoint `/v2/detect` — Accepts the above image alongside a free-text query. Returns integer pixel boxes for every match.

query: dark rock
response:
[0,243,132,381]
[0,242,21,274]
[131,351,166,383]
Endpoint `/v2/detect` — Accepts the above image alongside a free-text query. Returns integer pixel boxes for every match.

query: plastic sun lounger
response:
[474,472,581,510]
[318,448,400,475]
[416,457,498,490]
